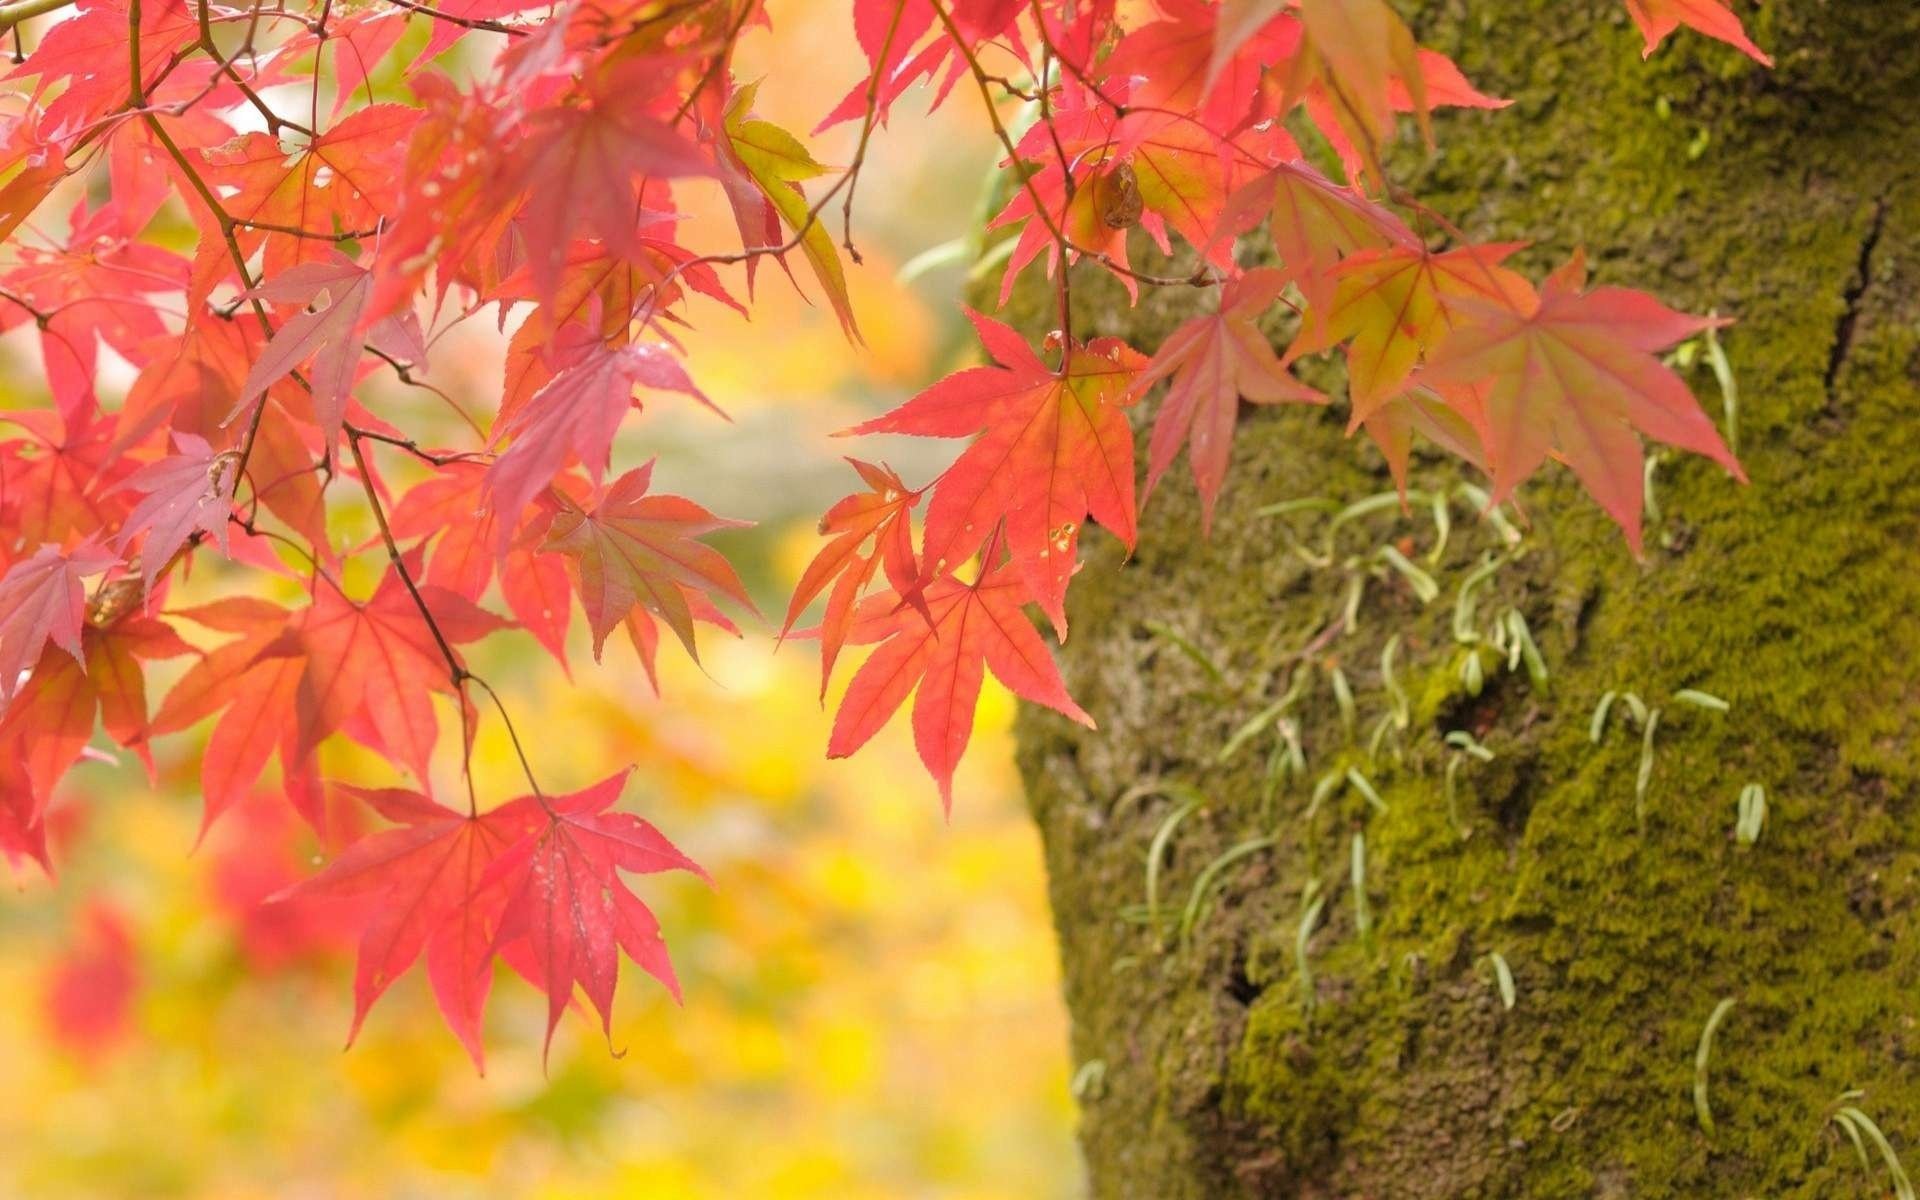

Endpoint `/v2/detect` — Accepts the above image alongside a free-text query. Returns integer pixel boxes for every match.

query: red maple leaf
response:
[543,461,754,665]
[485,342,717,542]
[0,405,134,549]
[115,433,237,597]
[508,58,717,298]
[388,461,573,663]
[1622,0,1772,66]
[41,901,140,1062]
[0,541,116,706]
[1216,160,1416,313]
[1132,269,1324,530]
[827,544,1093,809]
[273,784,545,1070]
[274,572,508,784]
[0,610,193,822]
[1418,251,1745,551]
[781,458,921,696]
[847,310,1144,638]
[155,575,504,832]
[483,769,708,1058]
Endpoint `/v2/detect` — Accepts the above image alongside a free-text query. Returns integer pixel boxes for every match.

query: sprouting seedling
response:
[1704,319,1740,455]
[1341,572,1366,637]
[1830,1095,1916,1200]
[1256,496,1341,519]
[1643,452,1664,527]
[1380,634,1411,732]
[1736,784,1767,845]
[1325,489,1411,558]
[1306,769,1345,821]
[1673,688,1730,713]
[1345,767,1387,814]
[1694,997,1737,1136]
[1636,706,1662,826]
[1295,881,1326,1013]
[1590,691,1618,743]
[1427,490,1453,565]
[1143,620,1226,688]
[1453,554,1506,644]
[1445,732,1494,837]
[1483,951,1516,1011]
[1445,730,1496,762]
[1590,689,1648,743]
[1622,691,1650,728]
[1070,1059,1108,1101]
[1330,663,1357,740]
[1350,832,1371,942]
[1221,670,1311,765]
[1503,609,1548,690]
[1377,544,1439,604]
[1144,792,1204,944]
[1458,646,1486,697]
[1366,710,1402,766]
[1179,837,1275,950]
[1262,719,1308,819]
[1455,482,1524,547]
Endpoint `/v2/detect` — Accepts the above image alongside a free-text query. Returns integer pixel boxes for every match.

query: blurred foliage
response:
[0,4,1080,1195]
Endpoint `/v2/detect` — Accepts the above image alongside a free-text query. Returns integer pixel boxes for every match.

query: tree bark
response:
[1012,3,1920,1195]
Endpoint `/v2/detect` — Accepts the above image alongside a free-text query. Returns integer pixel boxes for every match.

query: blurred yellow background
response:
[0,3,1084,1196]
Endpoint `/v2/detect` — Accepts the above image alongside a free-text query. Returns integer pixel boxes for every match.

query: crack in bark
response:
[1823,196,1889,406]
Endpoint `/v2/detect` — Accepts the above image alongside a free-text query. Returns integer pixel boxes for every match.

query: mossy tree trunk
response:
[1013,3,1920,1195]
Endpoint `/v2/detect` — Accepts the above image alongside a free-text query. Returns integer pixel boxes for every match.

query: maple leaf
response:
[155,577,504,832]
[0,405,133,548]
[1,204,188,416]
[41,901,140,1062]
[1622,0,1772,66]
[1,753,48,873]
[847,310,1144,638]
[237,253,379,447]
[782,458,921,696]
[388,462,573,663]
[485,343,716,542]
[1278,0,1429,185]
[186,104,418,294]
[273,573,508,785]
[1418,251,1745,551]
[1215,161,1416,312]
[273,785,544,1069]
[720,81,861,342]
[0,542,116,706]
[1132,269,1324,531]
[483,769,708,1057]
[1289,241,1534,418]
[152,597,323,832]
[115,434,238,597]
[827,546,1093,809]
[543,461,755,664]
[511,59,717,298]
[1354,386,1489,495]
[0,610,193,814]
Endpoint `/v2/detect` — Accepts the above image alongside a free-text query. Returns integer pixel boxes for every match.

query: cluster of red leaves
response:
[0,0,1764,1060]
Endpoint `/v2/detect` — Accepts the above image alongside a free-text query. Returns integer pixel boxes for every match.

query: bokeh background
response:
[0,5,1086,1196]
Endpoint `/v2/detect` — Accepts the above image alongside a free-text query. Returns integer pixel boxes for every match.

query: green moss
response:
[1013,1,1920,1195]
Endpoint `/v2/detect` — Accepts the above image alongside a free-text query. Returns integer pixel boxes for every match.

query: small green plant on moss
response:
[1144,791,1205,946]
[1180,838,1276,951]
[1693,997,1737,1136]
[1829,1094,1915,1200]
[1295,881,1326,1016]
[1483,951,1517,1011]
[1350,832,1372,945]
[1735,784,1768,845]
